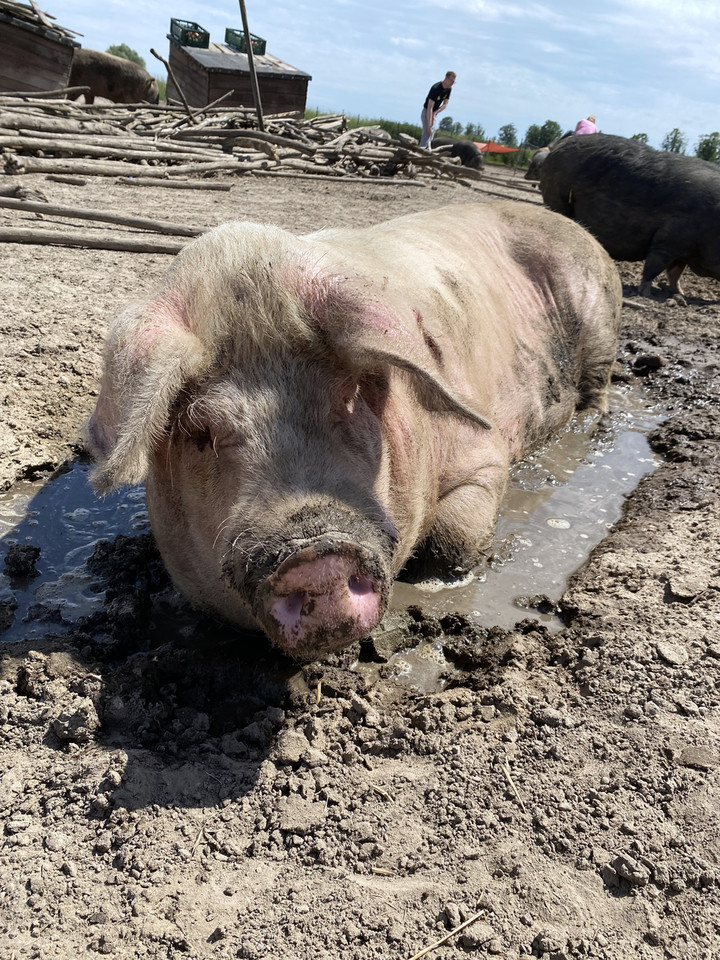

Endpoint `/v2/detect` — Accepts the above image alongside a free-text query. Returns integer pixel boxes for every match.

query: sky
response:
[44,0,720,151]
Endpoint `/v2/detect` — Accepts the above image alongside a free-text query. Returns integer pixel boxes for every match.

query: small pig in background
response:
[86,202,621,660]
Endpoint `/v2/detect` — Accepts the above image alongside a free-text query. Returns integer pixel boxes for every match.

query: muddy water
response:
[0,385,661,645]
[0,464,149,642]
[391,383,662,630]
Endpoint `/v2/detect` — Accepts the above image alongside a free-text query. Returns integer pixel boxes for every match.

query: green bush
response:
[106,43,146,69]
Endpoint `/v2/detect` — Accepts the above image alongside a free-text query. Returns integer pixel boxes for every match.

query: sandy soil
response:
[1,167,719,960]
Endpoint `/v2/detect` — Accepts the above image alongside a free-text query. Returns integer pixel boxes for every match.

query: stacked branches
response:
[0,94,487,185]
[0,94,540,251]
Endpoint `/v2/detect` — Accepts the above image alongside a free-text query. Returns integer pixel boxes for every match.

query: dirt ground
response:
[1,166,719,960]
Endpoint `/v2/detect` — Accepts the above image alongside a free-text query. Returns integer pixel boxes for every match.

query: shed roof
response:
[168,38,312,81]
[0,0,79,45]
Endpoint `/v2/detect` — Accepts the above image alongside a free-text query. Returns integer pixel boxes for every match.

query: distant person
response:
[419,71,456,149]
[574,115,598,135]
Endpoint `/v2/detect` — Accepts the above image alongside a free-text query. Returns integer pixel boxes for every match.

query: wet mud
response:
[1,171,719,959]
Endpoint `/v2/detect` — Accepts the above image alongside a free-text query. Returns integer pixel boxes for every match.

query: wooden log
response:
[17,129,227,156]
[0,196,204,237]
[279,157,343,175]
[481,172,540,194]
[0,112,122,137]
[0,87,91,101]
[221,137,278,160]
[46,175,89,186]
[158,128,317,156]
[167,89,237,129]
[395,149,484,181]
[0,227,184,254]
[3,154,258,177]
[250,170,427,186]
[0,135,224,163]
[117,177,233,191]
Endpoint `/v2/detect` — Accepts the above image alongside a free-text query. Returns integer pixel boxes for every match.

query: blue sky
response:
[46,0,719,150]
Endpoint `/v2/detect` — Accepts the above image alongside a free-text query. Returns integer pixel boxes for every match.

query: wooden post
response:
[238,0,265,132]
[150,48,196,124]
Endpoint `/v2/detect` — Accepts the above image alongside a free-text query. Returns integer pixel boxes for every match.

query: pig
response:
[69,49,159,105]
[432,137,484,170]
[524,146,549,181]
[538,132,720,297]
[86,202,621,660]
[524,133,573,182]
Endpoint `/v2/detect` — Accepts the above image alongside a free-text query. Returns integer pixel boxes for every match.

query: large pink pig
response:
[86,202,621,659]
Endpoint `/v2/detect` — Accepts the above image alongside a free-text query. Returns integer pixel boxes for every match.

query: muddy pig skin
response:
[86,202,621,659]
[539,132,720,297]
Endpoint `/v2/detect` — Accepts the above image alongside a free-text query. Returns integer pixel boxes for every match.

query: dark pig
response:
[69,49,159,105]
[86,202,621,659]
[524,147,549,181]
[538,132,720,296]
[432,137,484,170]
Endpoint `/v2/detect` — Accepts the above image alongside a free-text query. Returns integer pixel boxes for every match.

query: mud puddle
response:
[0,385,661,650]
[390,383,663,632]
[0,460,149,641]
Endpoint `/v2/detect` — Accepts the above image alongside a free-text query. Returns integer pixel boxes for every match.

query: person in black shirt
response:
[419,71,456,148]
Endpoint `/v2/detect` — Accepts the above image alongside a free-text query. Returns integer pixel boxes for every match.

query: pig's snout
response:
[255,540,389,657]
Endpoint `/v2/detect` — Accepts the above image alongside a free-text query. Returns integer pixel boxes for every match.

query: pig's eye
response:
[174,405,213,450]
[181,419,213,450]
[358,374,389,418]
[343,384,360,416]
[331,379,360,423]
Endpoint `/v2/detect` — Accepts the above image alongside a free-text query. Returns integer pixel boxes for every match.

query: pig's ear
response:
[84,298,208,493]
[312,280,492,431]
[359,344,492,431]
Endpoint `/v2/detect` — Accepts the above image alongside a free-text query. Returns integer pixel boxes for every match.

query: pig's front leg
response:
[401,444,509,581]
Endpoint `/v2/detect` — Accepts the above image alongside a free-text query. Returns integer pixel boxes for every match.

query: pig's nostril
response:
[277,591,306,622]
[348,574,374,596]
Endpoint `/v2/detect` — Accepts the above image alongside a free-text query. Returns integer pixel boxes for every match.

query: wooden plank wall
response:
[167,45,210,106]
[167,44,308,116]
[0,21,74,93]
[208,74,308,116]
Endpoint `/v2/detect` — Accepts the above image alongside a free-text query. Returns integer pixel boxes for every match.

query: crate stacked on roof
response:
[167,18,309,117]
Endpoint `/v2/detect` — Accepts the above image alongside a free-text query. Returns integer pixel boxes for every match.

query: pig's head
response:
[85,221,490,659]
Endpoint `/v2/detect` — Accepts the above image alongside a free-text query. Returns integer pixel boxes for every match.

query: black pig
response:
[538,133,720,297]
[432,137,484,170]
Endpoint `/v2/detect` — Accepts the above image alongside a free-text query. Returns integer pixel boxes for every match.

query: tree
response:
[631,132,649,144]
[661,128,687,153]
[524,123,543,148]
[496,123,518,147]
[464,122,486,142]
[539,119,563,145]
[106,44,146,69]
[438,116,463,137]
[695,132,720,163]
[524,120,562,148]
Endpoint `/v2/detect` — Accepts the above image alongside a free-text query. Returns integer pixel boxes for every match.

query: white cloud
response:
[391,37,425,49]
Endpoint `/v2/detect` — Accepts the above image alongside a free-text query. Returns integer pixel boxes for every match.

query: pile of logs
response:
[0,90,541,252]
[0,91,491,186]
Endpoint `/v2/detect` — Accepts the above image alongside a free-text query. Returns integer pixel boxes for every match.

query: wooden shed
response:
[166,28,312,116]
[0,1,79,94]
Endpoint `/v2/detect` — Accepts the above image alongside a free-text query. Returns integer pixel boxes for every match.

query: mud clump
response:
[3,543,41,580]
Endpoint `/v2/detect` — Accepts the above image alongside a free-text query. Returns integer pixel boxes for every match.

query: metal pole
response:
[238,0,264,132]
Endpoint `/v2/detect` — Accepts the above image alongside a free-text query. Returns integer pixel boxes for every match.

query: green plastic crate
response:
[225,28,266,56]
[170,19,210,48]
